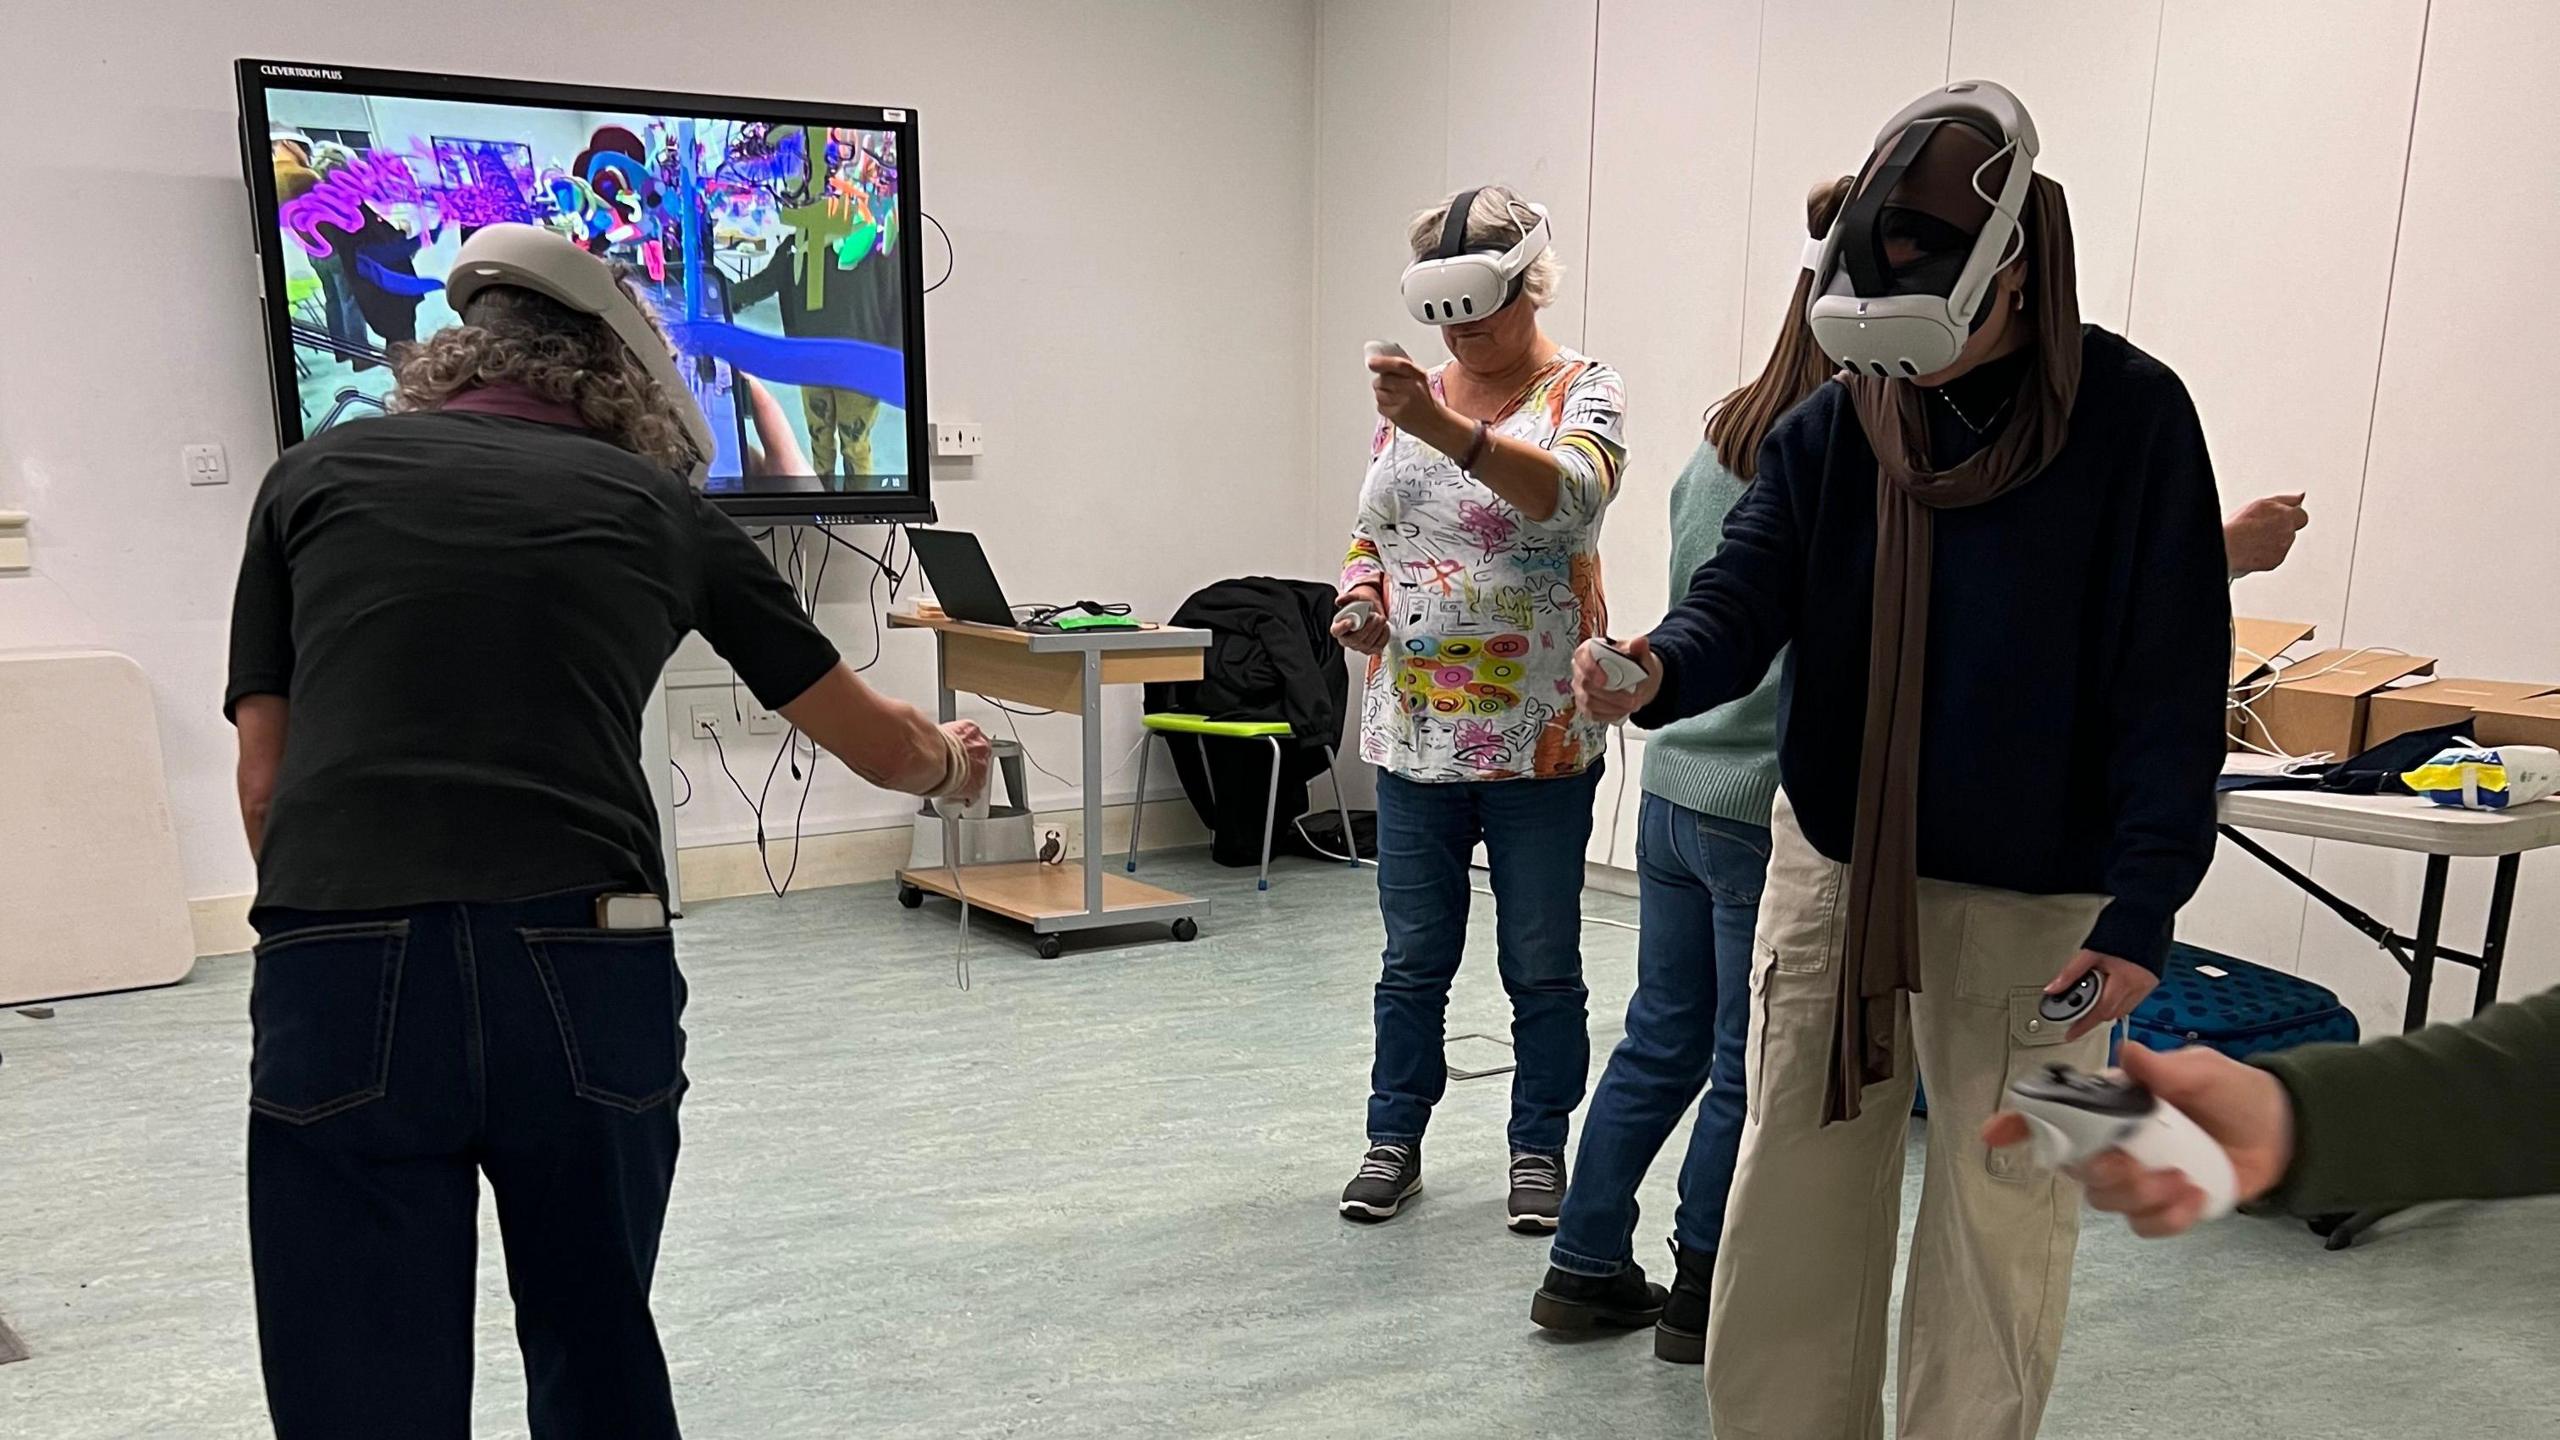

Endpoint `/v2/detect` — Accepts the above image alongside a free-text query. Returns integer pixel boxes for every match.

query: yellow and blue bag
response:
[2401,745,2560,811]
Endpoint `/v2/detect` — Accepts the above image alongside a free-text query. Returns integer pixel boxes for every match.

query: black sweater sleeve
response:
[1632,401,1815,730]
[2081,375,2233,966]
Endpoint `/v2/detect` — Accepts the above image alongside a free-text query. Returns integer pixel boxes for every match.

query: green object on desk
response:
[1050,613,1143,631]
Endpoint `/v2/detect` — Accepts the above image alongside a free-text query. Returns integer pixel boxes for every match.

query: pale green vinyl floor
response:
[4,849,2555,1438]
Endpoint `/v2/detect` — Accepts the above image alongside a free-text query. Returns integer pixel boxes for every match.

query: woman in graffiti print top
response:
[1341,327,1624,780]
[1330,184,1626,1235]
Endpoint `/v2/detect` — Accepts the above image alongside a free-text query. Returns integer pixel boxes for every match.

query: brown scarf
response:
[1826,173,2082,1123]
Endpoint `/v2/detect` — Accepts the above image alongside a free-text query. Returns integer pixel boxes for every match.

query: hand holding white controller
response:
[1578,637,1648,691]
[2006,1064,2240,1222]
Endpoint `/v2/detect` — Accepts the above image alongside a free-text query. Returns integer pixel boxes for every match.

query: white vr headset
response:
[1401,188,1551,326]
[445,224,716,481]
[1804,80,2040,380]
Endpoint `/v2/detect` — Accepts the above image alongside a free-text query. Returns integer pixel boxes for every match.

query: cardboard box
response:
[2365,679,2560,748]
[2231,617,2317,689]
[2239,649,2436,759]
[2472,694,2560,751]
[2229,618,2317,749]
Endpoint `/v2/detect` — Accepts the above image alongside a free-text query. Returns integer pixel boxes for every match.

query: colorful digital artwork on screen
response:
[265,91,909,491]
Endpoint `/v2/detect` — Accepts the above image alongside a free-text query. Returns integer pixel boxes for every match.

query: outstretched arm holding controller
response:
[1985,988,2560,1236]
[690,492,988,799]
[780,665,989,799]
[1576,422,1809,726]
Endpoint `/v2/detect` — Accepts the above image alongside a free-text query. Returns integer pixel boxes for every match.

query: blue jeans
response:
[246,889,686,1439]
[1550,792,1768,1275]
[1366,762,1602,1157]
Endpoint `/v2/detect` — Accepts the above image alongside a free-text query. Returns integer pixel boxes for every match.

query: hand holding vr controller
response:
[1985,1046,2295,1238]
[933,721,995,808]
[2041,947,2157,1041]
[1571,635,1662,723]
[1983,933,2263,1242]
[1332,585,1389,656]
[1365,339,1437,432]
[1992,1063,2243,1224]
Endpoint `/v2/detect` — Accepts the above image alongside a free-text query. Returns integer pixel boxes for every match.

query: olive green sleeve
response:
[2255,987,2560,1215]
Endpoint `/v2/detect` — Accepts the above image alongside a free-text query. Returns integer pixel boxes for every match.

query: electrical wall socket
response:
[746,705,784,736]
[688,706,725,739]
[933,421,984,458]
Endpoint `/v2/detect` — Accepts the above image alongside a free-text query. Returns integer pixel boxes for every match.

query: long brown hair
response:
[1703,175,1855,480]
[391,280,704,473]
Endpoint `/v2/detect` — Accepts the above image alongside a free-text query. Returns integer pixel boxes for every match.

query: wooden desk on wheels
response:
[2214,785,2560,1247]
[889,612,1213,957]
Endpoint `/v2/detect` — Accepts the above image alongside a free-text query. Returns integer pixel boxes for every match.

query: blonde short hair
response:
[1405,184,1563,310]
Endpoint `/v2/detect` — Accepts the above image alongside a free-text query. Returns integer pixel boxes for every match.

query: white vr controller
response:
[1336,598,1378,630]
[1578,637,1648,692]
[1364,339,1411,363]
[2007,1063,2239,1222]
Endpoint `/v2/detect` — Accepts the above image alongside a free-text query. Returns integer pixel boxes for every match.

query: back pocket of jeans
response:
[248,921,409,1124]
[519,927,686,1113]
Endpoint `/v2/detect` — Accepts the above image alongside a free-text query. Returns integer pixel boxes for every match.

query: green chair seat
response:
[1142,713,1293,739]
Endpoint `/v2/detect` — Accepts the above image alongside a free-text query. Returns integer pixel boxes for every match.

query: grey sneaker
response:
[1340,1143,1422,1223]
[1507,1153,1565,1234]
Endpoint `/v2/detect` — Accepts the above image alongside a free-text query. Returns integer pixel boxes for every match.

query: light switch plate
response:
[183,443,229,487]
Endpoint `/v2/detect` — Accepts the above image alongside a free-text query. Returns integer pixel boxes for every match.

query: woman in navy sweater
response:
[1578,110,2229,1438]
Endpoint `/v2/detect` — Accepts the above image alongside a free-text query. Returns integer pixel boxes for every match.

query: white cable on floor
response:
[931,798,972,991]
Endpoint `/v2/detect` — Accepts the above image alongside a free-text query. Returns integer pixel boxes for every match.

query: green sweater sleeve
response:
[2255,986,2560,1215]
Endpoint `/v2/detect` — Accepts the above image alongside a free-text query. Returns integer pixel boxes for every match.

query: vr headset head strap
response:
[446,224,714,479]
[1438,186,1484,260]
[1835,120,1938,298]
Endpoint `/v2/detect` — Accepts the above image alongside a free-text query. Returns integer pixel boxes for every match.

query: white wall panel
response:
[1312,0,1453,585]
[1444,1,1601,349]
[2130,0,2427,640]
[1948,0,2162,331]
[2342,0,2560,685]
[1582,0,1762,634]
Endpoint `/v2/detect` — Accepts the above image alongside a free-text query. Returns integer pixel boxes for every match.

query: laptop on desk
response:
[907,529,1144,633]
[906,528,1022,627]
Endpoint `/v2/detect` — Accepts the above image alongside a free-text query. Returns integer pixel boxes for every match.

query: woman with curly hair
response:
[225,229,986,1440]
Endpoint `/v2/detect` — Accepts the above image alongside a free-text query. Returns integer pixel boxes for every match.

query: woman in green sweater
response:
[1531,177,1854,1362]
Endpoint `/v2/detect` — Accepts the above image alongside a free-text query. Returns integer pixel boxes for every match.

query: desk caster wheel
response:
[1171,917,1199,942]
[1034,934,1064,960]
[897,883,924,910]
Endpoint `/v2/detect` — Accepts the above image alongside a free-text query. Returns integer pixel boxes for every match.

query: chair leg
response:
[1325,745,1358,865]
[1126,733,1152,873]
[1258,736,1283,892]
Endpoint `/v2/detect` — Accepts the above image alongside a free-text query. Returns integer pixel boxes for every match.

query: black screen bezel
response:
[235,57,934,524]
